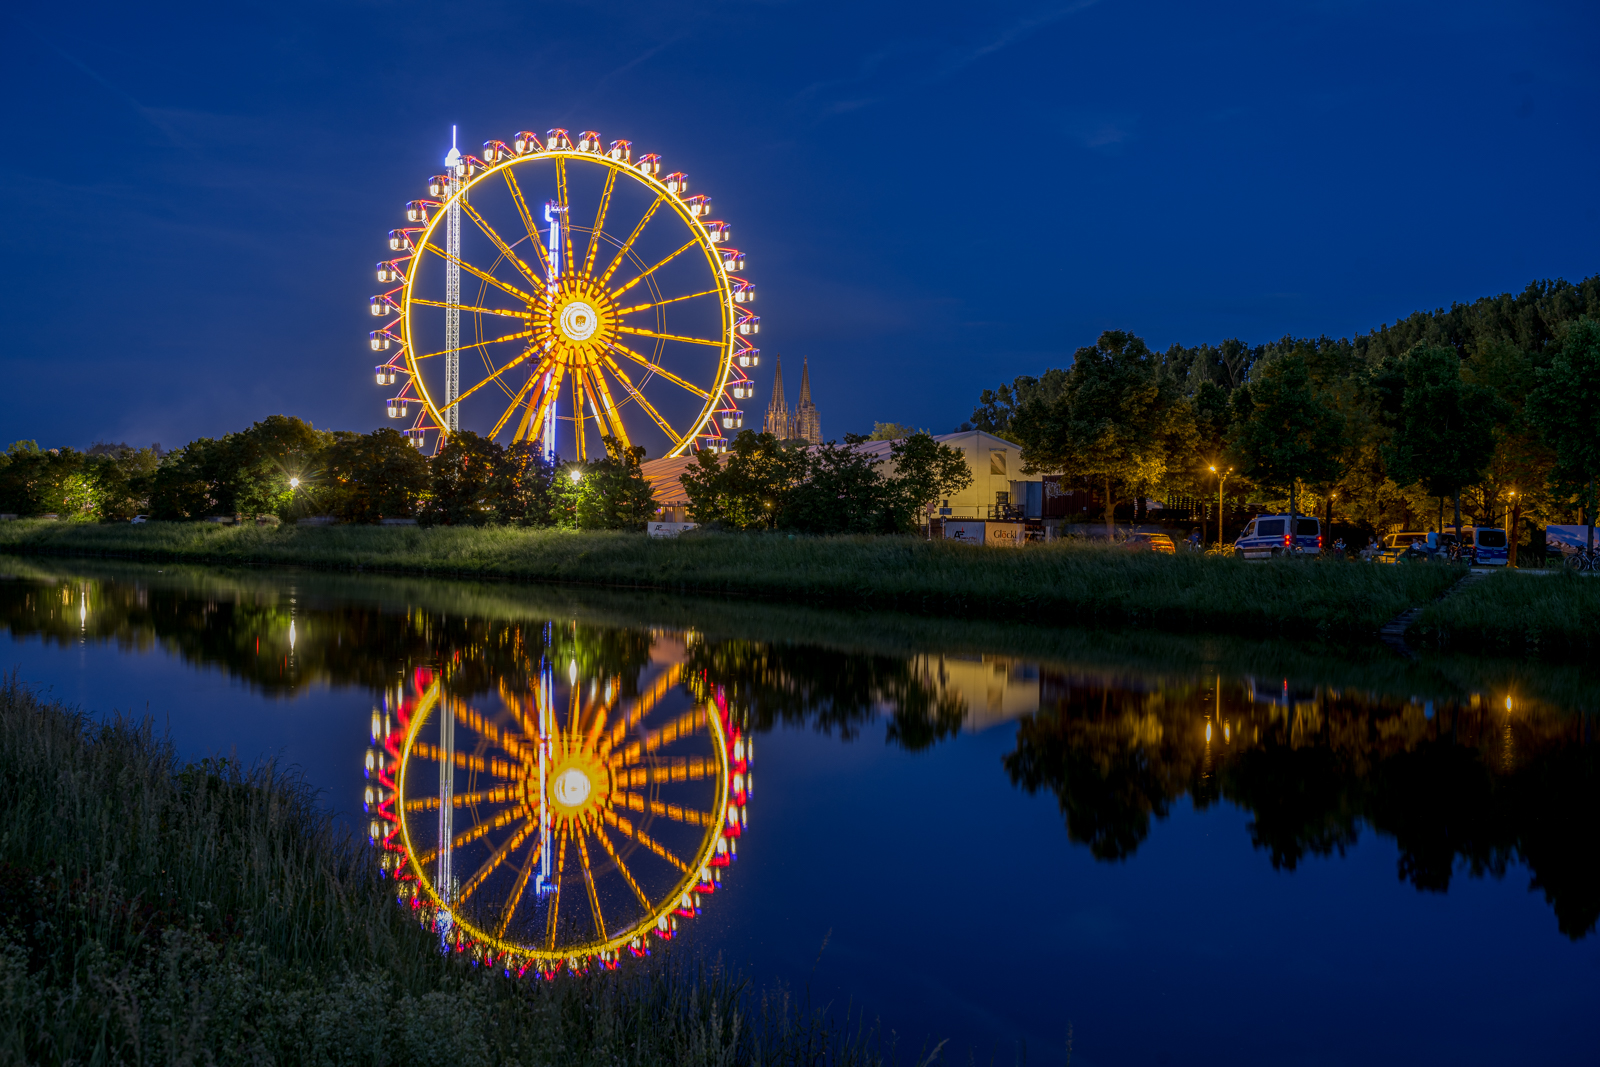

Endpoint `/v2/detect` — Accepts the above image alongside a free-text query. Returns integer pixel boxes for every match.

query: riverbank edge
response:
[0,520,1468,646]
[0,679,889,1065]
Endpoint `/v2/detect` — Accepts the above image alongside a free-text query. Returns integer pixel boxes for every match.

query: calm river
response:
[3,557,1597,1066]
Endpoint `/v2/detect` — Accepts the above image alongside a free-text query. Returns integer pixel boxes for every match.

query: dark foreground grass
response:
[0,521,1460,642]
[0,679,895,1067]
[1413,570,1600,661]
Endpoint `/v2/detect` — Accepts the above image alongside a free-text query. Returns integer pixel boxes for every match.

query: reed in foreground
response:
[1411,570,1600,660]
[0,520,1461,642]
[0,679,892,1067]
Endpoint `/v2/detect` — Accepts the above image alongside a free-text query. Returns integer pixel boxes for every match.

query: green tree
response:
[1229,352,1348,529]
[557,437,656,530]
[1375,345,1509,533]
[229,415,333,519]
[779,435,886,534]
[867,422,922,441]
[148,437,233,519]
[681,431,805,530]
[321,429,431,523]
[881,432,973,532]
[1010,331,1195,537]
[425,431,504,526]
[495,441,557,526]
[1528,319,1600,550]
[970,369,1069,437]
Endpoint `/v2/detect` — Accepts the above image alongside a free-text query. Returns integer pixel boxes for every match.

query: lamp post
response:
[1209,465,1232,549]
[1508,489,1520,568]
[289,477,301,490]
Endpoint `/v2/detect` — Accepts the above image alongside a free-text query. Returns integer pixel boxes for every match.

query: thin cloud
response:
[793,0,1102,118]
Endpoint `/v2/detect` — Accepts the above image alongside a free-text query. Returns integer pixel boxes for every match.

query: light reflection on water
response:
[3,557,1598,1066]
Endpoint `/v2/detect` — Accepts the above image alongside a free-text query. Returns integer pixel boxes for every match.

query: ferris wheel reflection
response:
[362,635,750,976]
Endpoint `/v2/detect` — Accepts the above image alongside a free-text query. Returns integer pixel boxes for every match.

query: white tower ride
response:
[443,127,463,434]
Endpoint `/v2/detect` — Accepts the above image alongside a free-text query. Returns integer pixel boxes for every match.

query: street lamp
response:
[1508,489,1521,568]
[288,477,301,490]
[1209,465,1232,548]
[568,468,582,484]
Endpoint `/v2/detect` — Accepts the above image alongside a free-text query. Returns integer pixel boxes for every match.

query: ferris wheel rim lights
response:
[369,127,759,458]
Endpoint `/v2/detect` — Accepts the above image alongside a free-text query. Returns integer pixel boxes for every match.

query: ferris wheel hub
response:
[548,752,609,817]
[558,300,601,342]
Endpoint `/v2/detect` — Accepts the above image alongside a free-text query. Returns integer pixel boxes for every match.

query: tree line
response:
[0,415,972,535]
[973,276,1600,543]
[0,417,655,530]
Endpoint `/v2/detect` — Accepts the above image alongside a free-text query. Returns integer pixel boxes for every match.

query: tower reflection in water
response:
[364,628,750,976]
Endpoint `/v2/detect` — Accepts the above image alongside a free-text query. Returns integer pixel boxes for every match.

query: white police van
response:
[1233,514,1321,559]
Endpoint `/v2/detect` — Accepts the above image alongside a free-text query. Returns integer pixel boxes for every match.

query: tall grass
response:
[1412,570,1600,660]
[0,521,1459,641]
[0,678,893,1067]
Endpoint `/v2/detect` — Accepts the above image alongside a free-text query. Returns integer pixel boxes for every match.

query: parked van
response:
[1233,515,1321,559]
[1446,526,1509,566]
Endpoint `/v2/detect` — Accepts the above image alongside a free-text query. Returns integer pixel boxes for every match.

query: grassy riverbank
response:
[0,520,1459,642]
[1412,570,1600,660]
[0,679,884,1067]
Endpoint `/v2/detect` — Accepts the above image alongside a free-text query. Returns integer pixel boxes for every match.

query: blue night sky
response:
[3,1,1597,453]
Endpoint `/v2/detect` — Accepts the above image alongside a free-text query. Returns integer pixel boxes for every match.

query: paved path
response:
[1379,568,1495,658]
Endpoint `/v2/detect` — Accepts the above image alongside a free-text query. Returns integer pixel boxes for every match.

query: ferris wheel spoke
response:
[412,299,529,320]
[545,825,569,950]
[512,358,565,443]
[457,822,535,904]
[413,328,535,363]
[459,201,547,291]
[599,359,683,446]
[503,167,556,281]
[615,756,721,786]
[492,360,551,440]
[583,168,618,278]
[580,373,611,446]
[586,367,633,448]
[575,825,608,941]
[602,809,693,875]
[615,790,715,827]
[556,158,576,280]
[496,836,541,939]
[614,288,723,316]
[595,821,653,912]
[610,341,713,399]
[609,238,699,299]
[439,342,541,413]
[617,707,709,765]
[597,193,666,288]
[603,666,684,755]
[617,326,725,349]
[424,241,540,306]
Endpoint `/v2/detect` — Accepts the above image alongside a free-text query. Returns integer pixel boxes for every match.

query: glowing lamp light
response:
[289,477,301,489]
[568,468,582,483]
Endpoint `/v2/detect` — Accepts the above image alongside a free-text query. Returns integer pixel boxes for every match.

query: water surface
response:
[3,557,1596,1066]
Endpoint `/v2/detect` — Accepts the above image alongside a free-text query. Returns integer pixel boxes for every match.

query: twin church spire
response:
[761,355,822,444]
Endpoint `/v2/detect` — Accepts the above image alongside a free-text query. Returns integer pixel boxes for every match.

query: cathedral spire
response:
[793,357,822,444]
[763,354,791,438]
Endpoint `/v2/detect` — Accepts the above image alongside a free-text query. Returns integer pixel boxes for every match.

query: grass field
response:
[0,520,1461,643]
[0,678,891,1067]
[1412,569,1600,660]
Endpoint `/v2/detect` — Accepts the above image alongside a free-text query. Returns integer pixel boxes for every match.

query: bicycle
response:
[1563,546,1600,572]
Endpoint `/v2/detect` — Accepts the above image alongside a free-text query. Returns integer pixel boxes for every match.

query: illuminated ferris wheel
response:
[363,660,751,975]
[368,127,761,459]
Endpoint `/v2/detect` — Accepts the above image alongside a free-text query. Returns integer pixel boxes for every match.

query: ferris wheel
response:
[363,659,751,975]
[368,126,761,459]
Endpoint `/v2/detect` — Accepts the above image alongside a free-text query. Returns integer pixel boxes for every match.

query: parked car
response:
[1124,532,1175,554]
[130,515,148,524]
[1233,515,1320,559]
